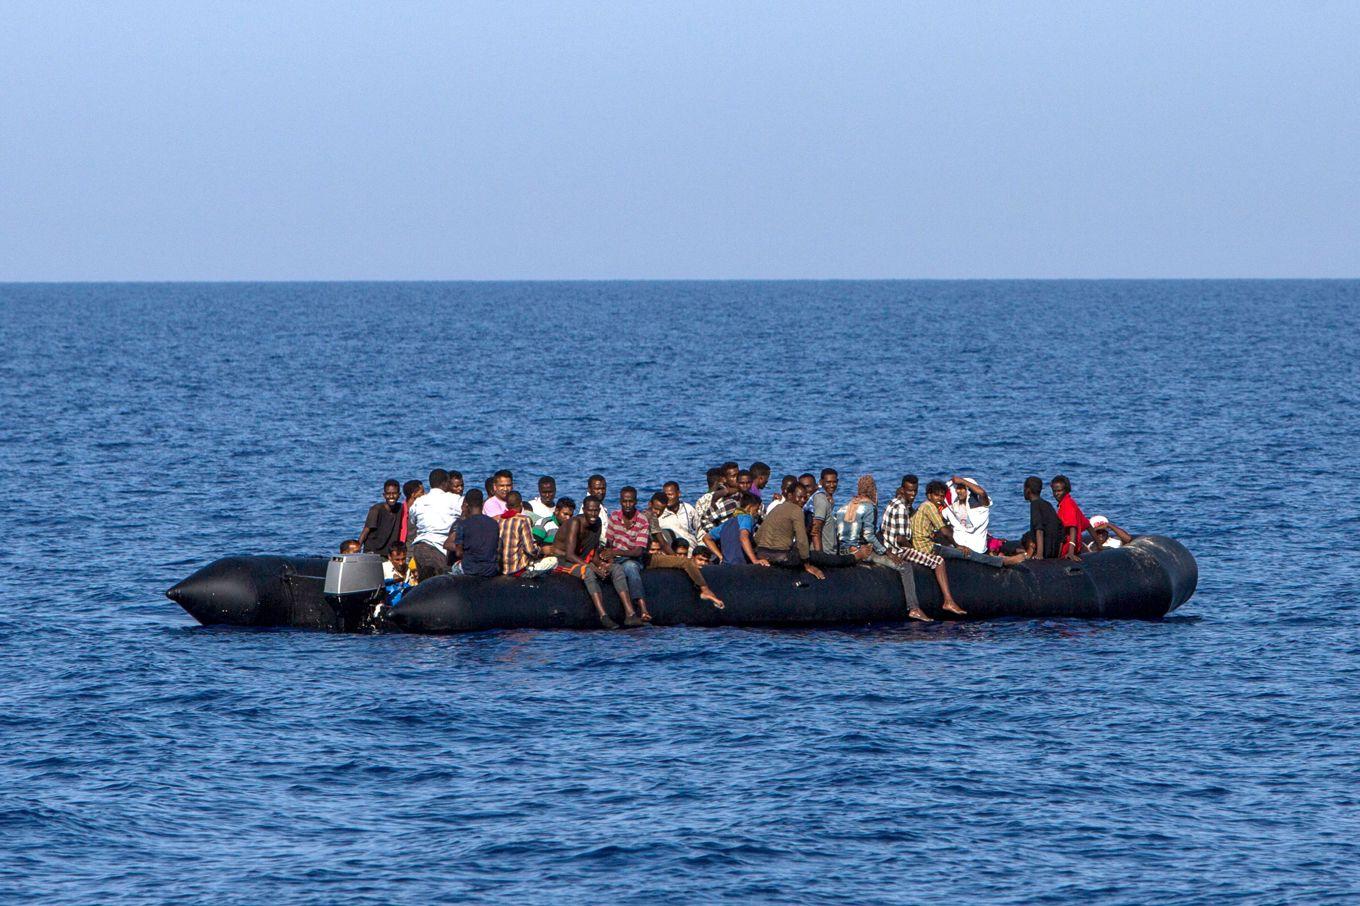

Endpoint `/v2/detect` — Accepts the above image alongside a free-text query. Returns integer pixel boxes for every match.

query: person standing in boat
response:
[408,469,462,579]
[1050,474,1092,560]
[358,479,403,558]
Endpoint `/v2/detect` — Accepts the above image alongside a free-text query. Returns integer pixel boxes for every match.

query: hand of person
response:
[755,558,770,567]
[806,565,826,580]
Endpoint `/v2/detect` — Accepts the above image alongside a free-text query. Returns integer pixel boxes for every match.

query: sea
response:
[1,281,1357,904]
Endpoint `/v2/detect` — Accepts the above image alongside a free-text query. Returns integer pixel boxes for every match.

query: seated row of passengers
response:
[341,462,1131,628]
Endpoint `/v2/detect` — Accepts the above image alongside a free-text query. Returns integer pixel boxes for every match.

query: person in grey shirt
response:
[807,467,839,552]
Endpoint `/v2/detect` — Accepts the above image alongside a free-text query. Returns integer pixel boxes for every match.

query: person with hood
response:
[943,475,992,554]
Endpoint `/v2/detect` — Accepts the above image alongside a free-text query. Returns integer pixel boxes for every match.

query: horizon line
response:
[2,276,1358,285]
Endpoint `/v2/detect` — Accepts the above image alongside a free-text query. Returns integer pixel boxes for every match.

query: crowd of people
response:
[339,462,1133,628]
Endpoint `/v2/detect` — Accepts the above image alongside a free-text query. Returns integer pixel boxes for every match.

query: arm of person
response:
[1108,522,1134,545]
[951,476,990,506]
[739,529,769,566]
[702,534,723,560]
[1033,528,1046,560]
[560,521,585,565]
[358,506,378,548]
[444,525,462,559]
[1064,526,1082,560]
[793,509,811,561]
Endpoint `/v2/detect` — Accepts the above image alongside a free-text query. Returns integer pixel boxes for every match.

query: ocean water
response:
[1,280,1357,904]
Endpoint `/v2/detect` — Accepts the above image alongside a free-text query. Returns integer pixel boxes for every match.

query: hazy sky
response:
[2,1,1356,279]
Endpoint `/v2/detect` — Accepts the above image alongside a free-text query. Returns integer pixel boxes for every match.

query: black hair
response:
[493,469,513,482]
[464,489,485,508]
[390,541,407,554]
[403,479,423,498]
[448,470,463,481]
[737,469,751,479]
[539,475,556,488]
[692,545,713,559]
[340,539,361,553]
[650,492,668,505]
[926,480,949,496]
[1052,474,1071,491]
[1024,476,1043,496]
[620,486,638,498]
[820,468,838,480]
[582,495,603,508]
[673,538,691,553]
[799,472,816,483]
[383,479,400,491]
[506,490,523,508]
[721,461,739,472]
[484,476,495,493]
[556,496,577,511]
[428,469,449,489]
[663,480,680,491]
[706,467,723,489]
[901,474,919,487]
[750,462,771,479]
[738,492,761,509]
[780,474,797,492]
[587,473,606,486]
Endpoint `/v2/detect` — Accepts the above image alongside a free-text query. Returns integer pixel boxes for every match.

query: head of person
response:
[951,476,973,505]
[749,462,771,489]
[798,473,817,495]
[448,471,464,495]
[647,538,662,555]
[382,479,400,505]
[739,492,761,514]
[538,476,556,503]
[779,474,798,496]
[692,546,713,565]
[505,490,523,513]
[855,474,877,501]
[663,481,681,507]
[1050,475,1071,502]
[649,492,668,519]
[673,538,691,556]
[340,539,361,554]
[721,461,740,486]
[789,482,811,508]
[403,479,424,502]
[587,474,606,500]
[619,486,638,517]
[705,468,723,492]
[388,542,407,570]
[582,495,602,524]
[898,475,919,503]
[925,480,950,507]
[1023,476,1043,501]
[554,497,576,522]
[1022,536,1037,557]
[428,468,450,492]
[820,468,839,495]
[1089,515,1110,545]
[464,488,485,515]
[484,476,495,495]
[737,470,752,492]
[492,469,513,501]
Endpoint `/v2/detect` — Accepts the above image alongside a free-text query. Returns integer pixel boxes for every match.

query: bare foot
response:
[1001,553,1028,567]
[623,613,644,628]
[942,600,967,616]
[699,588,725,609]
[598,613,619,630]
[907,608,934,622]
[638,606,653,623]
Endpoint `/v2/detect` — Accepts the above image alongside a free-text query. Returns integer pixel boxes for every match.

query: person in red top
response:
[607,486,654,625]
[1050,474,1091,560]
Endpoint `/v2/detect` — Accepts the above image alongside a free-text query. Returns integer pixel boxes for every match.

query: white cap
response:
[1089,514,1109,529]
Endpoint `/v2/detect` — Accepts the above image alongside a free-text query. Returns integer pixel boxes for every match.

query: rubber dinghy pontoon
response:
[166,535,1197,632]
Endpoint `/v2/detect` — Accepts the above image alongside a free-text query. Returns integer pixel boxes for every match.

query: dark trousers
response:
[756,546,856,569]
[412,542,449,581]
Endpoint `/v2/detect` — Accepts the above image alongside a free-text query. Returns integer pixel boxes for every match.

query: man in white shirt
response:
[943,475,992,554]
[407,468,463,579]
[660,480,699,548]
[528,476,557,521]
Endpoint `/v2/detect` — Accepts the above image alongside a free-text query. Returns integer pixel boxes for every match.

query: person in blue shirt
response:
[710,493,769,565]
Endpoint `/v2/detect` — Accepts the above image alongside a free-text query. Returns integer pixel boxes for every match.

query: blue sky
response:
[1,1,1356,279]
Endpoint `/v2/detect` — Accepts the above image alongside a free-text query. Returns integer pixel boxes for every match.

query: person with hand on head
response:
[1086,515,1134,552]
[554,495,618,629]
[943,475,992,554]
[358,479,403,557]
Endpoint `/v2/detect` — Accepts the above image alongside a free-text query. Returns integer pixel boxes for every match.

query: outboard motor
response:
[323,553,385,632]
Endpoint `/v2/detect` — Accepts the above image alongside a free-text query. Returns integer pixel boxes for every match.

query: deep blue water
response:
[2,281,1358,904]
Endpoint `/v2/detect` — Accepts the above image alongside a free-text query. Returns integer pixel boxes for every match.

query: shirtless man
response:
[555,495,624,629]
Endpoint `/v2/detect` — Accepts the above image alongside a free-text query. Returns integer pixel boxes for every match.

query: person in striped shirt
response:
[607,486,653,625]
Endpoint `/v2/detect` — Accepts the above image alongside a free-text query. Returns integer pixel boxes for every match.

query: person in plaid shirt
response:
[496,491,541,577]
[879,475,918,548]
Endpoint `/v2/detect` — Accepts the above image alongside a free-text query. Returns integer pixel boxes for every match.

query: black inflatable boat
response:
[166,535,1197,633]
